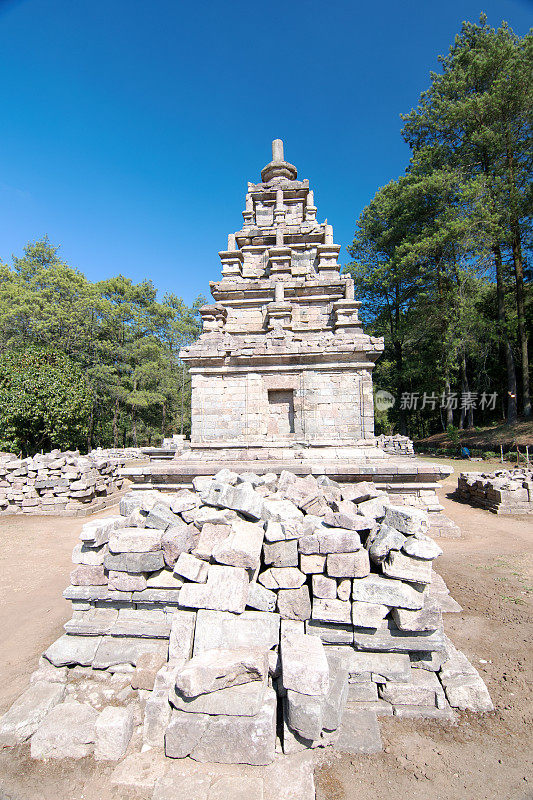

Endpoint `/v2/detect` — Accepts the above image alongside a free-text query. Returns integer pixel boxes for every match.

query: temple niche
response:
[180,140,384,460]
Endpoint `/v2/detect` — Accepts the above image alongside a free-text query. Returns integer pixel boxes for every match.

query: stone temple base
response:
[121,445,459,538]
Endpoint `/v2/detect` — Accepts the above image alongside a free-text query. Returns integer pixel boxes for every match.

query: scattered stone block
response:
[351,601,390,628]
[212,519,264,570]
[104,551,165,573]
[327,550,370,578]
[192,522,231,561]
[168,609,196,660]
[299,554,326,574]
[277,587,311,621]
[285,690,323,740]
[351,574,424,610]
[132,650,169,690]
[306,620,354,645]
[175,648,269,697]
[30,701,98,759]
[193,610,280,655]
[108,570,147,591]
[382,550,433,584]
[174,552,210,582]
[94,705,134,760]
[336,708,382,754]
[281,632,329,696]
[392,597,442,632]
[263,540,299,568]
[179,565,249,613]
[312,574,337,599]
[162,522,197,566]
[70,565,107,586]
[108,528,162,553]
[322,655,349,731]
[312,598,351,624]
[402,533,442,560]
[353,620,445,653]
[383,505,429,536]
[0,682,66,745]
[44,634,101,667]
[247,582,277,612]
[145,503,181,531]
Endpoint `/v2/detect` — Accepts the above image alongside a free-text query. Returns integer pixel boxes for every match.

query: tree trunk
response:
[112,398,120,448]
[394,339,407,435]
[444,377,453,429]
[162,399,166,438]
[132,408,138,447]
[87,401,94,452]
[511,222,531,417]
[493,244,518,424]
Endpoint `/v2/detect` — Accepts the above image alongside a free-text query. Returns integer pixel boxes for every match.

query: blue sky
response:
[1,0,531,305]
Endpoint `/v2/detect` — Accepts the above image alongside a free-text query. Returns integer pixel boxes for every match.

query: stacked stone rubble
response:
[457,469,533,514]
[0,449,131,516]
[376,435,415,457]
[0,470,493,766]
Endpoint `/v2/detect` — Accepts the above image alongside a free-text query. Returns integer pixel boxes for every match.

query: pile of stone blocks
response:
[376,435,415,457]
[457,469,533,514]
[0,470,493,785]
[0,449,130,516]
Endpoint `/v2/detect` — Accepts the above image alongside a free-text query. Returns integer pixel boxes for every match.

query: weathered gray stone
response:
[189,689,277,765]
[327,550,370,578]
[104,551,165,573]
[306,620,354,645]
[263,567,306,589]
[193,610,280,655]
[327,649,412,683]
[351,574,424,610]
[192,522,231,561]
[382,550,433,584]
[353,620,446,653]
[0,682,66,745]
[357,497,387,519]
[179,565,249,613]
[379,670,442,706]
[201,481,264,521]
[30,701,98,759]
[131,650,169,690]
[277,586,311,621]
[171,679,269,717]
[146,569,184,589]
[311,574,337,599]
[299,554,326,574]
[322,655,349,731]
[174,552,209,582]
[143,663,178,747]
[392,597,442,632]
[347,682,378,701]
[165,709,210,758]
[299,528,361,555]
[80,516,122,546]
[145,502,181,531]
[335,708,382,754]
[337,579,352,601]
[367,524,407,563]
[263,540,299,568]
[383,505,429,536]
[175,648,269,698]
[262,499,304,524]
[402,533,443,560]
[247,582,277,612]
[281,632,329,696]
[189,506,237,529]
[351,601,390,628]
[110,751,166,789]
[170,489,200,514]
[44,634,101,667]
[285,690,322,740]
[442,674,493,712]
[212,518,264,570]
[168,609,197,660]
[162,522,197,567]
[70,565,107,586]
[71,543,105,566]
[108,570,147,591]
[108,528,161,553]
[312,598,351,624]
[92,636,168,669]
[94,705,134,760]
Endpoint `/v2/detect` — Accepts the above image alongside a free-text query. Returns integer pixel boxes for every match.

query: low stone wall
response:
[0,449,132,516]
[457,469,533,514]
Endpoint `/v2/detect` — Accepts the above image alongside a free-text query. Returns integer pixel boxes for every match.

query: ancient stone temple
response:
[126,140,453,533]
[180,139,383,459]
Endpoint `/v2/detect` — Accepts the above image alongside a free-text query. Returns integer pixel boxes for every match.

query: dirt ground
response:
[0,466,532,800]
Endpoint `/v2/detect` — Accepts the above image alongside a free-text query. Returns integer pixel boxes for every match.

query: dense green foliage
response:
[0,237,203,454]
[347,16,532,437]
[0,347,93,454]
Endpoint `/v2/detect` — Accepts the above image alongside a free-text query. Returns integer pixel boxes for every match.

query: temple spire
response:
[261,139,297,183]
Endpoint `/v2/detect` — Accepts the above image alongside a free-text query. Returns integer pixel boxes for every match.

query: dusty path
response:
[0,465,532,800]
[0,506,119,714]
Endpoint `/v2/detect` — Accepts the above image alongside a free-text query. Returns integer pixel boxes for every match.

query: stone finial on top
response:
[261,139,298,183]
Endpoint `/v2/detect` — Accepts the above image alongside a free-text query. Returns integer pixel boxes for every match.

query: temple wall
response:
[190,368,375,443]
